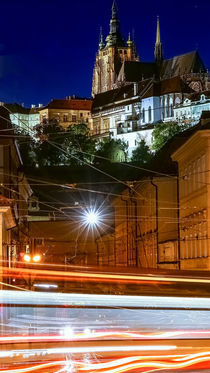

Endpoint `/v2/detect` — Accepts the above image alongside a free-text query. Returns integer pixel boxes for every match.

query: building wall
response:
[174,94,210,125]
[172,130,210,270]
[39,107,92,129]
[98,176,179,270]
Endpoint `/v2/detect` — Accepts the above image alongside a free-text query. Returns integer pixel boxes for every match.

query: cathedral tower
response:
[154,16,163,62]
[92,1,139,97]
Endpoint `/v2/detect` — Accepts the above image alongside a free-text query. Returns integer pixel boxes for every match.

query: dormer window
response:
[200,94,206,102]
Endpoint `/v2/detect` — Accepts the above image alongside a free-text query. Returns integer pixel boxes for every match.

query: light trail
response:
[2,330,210,344]
[0,344,177,359]
[2,352,210,373]
[2,289,210,310]
[2,265,210,285]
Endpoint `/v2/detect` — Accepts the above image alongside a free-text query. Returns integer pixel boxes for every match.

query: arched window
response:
[148,106,152,122]
[142,108,145,123]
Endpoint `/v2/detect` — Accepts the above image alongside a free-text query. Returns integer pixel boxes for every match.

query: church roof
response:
[117,51,206,84]
[142,76,193,98]
[118,61,156,82]
[159,51,206,79]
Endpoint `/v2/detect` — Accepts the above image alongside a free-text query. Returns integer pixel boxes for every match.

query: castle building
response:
[92,1,139,97]
[91,2,210,156]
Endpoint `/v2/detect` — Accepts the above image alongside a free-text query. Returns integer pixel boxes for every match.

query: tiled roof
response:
[92,80,152,112]
[142,76,193,98]
[189,90,210,101]
[42,99,93,111]
[118,61,156,82]
[118,52,206,84]
[159,51,206,79]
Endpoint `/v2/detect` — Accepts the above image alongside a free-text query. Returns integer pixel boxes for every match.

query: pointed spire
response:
[127,32,133,47]
[112,0,118,19]
[156,16,161,44]
[155,16,163,62]
[106,0,125,47]
[99,27,105,50]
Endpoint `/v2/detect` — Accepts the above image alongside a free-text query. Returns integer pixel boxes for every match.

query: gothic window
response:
[148,106,152,122]
[142,108,145,122]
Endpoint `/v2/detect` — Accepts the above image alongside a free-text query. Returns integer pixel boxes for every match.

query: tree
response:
[14,127,38,168]
[131,139,152,163]
[23,121,97,167]
[64,123,96,165]
[35,119,66,166]
[94,137,128,165]
[152,121,193,152]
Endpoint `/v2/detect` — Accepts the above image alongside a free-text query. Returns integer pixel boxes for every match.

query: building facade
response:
[97,114,210,271]
[92,77,193,157]
[92,1,139,96]
[174,91,210,125]
[39,97,93,130]
[6,103,41,132]
[91,2,210,156]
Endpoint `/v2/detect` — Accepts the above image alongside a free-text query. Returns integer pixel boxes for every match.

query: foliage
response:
[131,139,153,163]
[152,121,193,152]
[14,127,37,168]
[16,121,97,167]
[64,123,96,165]
[94,137,128,164]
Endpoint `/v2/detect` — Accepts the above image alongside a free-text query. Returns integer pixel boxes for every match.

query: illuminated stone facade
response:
[92,2,139,97]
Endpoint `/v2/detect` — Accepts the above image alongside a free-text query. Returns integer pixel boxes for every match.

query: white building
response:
[174,92,210,125]
[92,77,192,158]
[6,104,41,133]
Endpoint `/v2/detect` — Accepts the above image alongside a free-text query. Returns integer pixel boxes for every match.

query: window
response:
[72,115,76,122]
[63,115,68,122]
[148,106,152,122]
[80,113,83,117]
[142,108,145,122]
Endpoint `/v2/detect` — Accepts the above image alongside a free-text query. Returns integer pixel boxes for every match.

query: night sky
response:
[0,0,209,107]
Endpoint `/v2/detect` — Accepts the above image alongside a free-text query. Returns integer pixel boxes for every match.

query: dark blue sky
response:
[0,0,209,107]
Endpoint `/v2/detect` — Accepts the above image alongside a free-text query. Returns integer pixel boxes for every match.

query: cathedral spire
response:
[112,0,118,19]
[154,16,163,62]
[106,1,125,47]
[99,27,105,50]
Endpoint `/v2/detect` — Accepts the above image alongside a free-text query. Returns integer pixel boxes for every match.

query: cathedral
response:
[92,1,209,97]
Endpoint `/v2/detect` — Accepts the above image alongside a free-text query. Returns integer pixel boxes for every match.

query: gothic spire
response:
[112,0,118,19]
[99,27,105,50]
[154,16,163,62]
[106,1,125,47]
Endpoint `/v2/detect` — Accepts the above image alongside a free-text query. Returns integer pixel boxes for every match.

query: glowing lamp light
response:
[84,209,100,226]
[33,254,41,263]
[23,254,31,263]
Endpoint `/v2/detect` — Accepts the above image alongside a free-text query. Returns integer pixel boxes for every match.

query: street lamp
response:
[84,210,99,226]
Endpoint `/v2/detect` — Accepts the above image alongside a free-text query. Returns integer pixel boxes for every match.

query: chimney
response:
[31,104,35,108]
[38,104,43,108]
